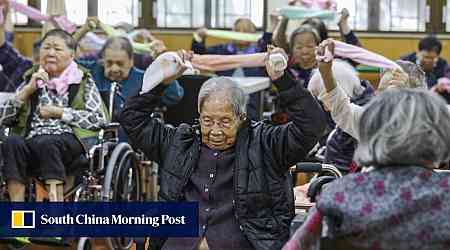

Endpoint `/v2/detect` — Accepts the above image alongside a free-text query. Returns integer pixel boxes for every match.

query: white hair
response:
[308,59,364,99]
[355,88,450,167]
[198,77,248,119]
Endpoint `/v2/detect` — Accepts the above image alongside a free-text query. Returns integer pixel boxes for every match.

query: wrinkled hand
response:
[39,105,63,119]
[28,68,49,93]
[265,45,288,80]
[387,69,409,88]
[196,27,208,40]
[269,8,282,29]
[161,50,192,85]
[316,39,335,74]
[338,8,349,26]
[86,17,99,30]
[288,0,300,6]
[149,39,168,58]
[0,0,10,27]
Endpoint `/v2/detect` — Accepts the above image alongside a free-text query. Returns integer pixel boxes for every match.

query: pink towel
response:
[316,40,401,70]
[191,53,267,72]
[189,40,399,72]
[10,0,76,33]
[37,61,83,96]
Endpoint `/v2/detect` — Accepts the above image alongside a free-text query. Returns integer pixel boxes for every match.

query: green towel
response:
[356,65,381,73]
[206,30,262,42]
[102,23,153,54]
[280,6,336,20]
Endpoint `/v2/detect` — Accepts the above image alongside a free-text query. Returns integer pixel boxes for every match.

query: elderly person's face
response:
[292,33,317,68]
[199,95,241,151]
[103,48,133,82]
[39,36,74,77]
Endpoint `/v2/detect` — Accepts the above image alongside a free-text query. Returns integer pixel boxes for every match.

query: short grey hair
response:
[198,77,248,119]
[355,88,450,167]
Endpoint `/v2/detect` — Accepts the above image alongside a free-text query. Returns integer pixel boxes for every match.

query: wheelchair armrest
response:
[307,176,337,203]
[101,122,121,130]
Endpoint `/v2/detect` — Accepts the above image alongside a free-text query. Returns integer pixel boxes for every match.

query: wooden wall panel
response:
[11,30,450,66]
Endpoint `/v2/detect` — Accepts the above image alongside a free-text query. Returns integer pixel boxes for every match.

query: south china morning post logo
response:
[11,210,35,229]
[0,202,198,237]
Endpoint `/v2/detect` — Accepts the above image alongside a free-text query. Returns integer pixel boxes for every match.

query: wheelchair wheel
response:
[77,237,92,250]
[102,143,141,250]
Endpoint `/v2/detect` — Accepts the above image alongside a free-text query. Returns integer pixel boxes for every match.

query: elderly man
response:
[119,48,327,250]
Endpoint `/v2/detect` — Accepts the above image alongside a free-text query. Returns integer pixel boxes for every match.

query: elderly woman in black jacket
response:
[119,48,327,250]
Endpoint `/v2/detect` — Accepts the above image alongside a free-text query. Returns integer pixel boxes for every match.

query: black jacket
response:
[119,71,327,250]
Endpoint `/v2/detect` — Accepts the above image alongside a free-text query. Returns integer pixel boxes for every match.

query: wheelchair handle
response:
[293,162,322,173]
[292,162,343,178]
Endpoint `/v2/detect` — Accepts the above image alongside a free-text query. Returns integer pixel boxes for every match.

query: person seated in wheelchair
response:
[284,40,450,250]
[119,47,328,250]
[0,29,108,205]
[76,35,184,141]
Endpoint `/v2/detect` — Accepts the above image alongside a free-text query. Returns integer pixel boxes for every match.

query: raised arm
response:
[118,51,188,164]
[338,8,362,47]
[263,48,327,171]
[316,39,363,139]
[73,17,98,43]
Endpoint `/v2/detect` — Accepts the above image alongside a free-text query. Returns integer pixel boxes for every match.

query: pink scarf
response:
[37,61,83,95]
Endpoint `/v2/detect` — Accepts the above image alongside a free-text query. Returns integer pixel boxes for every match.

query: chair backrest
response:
[164,75,211,126]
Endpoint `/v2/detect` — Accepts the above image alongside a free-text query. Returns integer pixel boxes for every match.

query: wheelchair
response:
[0,83,149,250]
[289,162,343,236]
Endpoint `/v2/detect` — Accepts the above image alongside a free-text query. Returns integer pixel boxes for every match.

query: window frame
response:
[151,0,268,31]
[11,0,450,34]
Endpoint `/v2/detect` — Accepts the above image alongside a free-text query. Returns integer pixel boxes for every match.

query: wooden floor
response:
[0,239,139,250]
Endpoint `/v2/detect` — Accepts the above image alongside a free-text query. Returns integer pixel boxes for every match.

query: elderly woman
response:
[315,40,428,141]
[119,48,327,250]
[0,29,107,204]
[284,40,450,250]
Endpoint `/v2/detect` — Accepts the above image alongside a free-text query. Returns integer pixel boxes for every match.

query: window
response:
[211,0,264,28]
[41,0,88,25]
[10,0,28,25]
[379,0,426,31]
[156,0,205,28]
[328,0,369,31]
[318,0,427,32]
[156,0,265,29]
[445,2,450,31]
[98,0,139,26]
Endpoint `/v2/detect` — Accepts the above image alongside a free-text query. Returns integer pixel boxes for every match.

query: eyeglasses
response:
[199,116,237,129]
